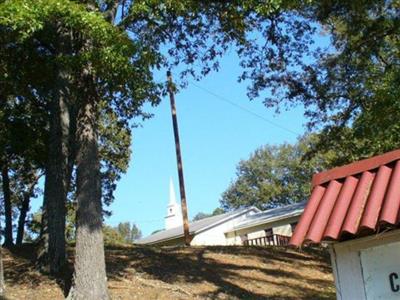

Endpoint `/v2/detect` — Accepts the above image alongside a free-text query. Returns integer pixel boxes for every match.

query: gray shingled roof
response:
[136,207,259,245]
[228,202,305,232]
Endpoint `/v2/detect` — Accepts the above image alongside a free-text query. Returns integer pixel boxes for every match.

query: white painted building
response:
[329,230,400,300]
[137,180,304,246]
[136,205,261,246]
[225,202,304,246]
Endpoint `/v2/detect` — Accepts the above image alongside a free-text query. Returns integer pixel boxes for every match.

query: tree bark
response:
[0,188,5,296]
[16,192,30,246]
[38,67,70,274]
[0,241,5,296]
[68,83,109,299]
[1,163,13,248]
[16,172,40,246]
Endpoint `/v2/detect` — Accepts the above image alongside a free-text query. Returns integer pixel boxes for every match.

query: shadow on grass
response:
[4,243,335,299]
[4,243,73,297]
[106,245,335,299]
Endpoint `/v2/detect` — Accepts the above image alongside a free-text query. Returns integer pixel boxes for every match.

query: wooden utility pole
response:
[167,71,191,246]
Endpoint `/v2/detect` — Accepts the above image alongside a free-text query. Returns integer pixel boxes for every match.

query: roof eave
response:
[226,210,303,233]
[194,206,260,235]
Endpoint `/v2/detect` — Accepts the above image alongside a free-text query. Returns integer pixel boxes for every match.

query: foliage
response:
[306,1,400,161]
[0,97,45,245]
[2,0,353,294]
[192,207,225,221]
[238,1,400,162]
[103,225,125,245]
[221,135,336,210]
[98,107,131,209]
[0,0,318,226]
[192,212,210,222]
[103,222,141,245]
[0,0,149,216]
[116,222,142,242]
[25,211,42,239]
[212,207,225,215]
[25,208,76,242]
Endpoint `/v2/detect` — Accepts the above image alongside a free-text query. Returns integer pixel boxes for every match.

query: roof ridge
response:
[312,149,400,187]
[251,201,305,216]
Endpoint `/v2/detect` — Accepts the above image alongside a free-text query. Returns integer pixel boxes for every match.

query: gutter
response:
[225,210,304,234]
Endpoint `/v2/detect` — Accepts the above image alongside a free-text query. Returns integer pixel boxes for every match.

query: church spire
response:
[169,177,177,205]
[165,178,183,230]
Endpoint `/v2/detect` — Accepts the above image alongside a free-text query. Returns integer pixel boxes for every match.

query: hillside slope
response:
[2,245,335,299]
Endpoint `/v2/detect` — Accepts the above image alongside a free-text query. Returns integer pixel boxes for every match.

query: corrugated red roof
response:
[290,149,400,246]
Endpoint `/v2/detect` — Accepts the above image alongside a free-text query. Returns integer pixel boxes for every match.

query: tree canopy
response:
[221,135,337,210]
[192,207,224,221]
[2,0,305,297]
[240,1,400,162]
[2,0,399,298]
[103,222,141,245]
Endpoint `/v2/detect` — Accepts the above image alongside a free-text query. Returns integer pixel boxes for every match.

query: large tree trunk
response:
[16,192,30,246]
[0,241,5,296]
[68,85,108,299]
[1,163,13,248]
[38,67,70,274]
[16,173,39,246]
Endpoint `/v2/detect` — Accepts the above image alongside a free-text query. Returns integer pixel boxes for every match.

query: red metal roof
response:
[290,149,400,246]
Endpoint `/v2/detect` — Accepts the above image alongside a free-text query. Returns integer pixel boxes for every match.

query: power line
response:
[189,81,301,136]
[154,69,301,135]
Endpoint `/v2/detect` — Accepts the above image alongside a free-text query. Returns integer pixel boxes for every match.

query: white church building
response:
[137,180,305,247]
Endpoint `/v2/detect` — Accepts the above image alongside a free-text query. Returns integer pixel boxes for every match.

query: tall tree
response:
[15,170,42,246]
[306,1,400,161]
[116,222,141,243]
[221,135,336,210]
[237,1,400,161]
[129,223,142,241]
[192,208,225,221]
[1,0,315,297]
[1,164,12,247]
[0,97,47,249]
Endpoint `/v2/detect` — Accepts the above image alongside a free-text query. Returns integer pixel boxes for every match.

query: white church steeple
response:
[165,178,183,230]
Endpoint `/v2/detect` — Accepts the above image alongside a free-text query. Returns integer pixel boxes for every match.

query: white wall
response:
[247,229,267,239]
[225,215,299,245]
[272,224,292,236]
[190,212,253,246]
[224,232,244,245]
[330,229,400,300]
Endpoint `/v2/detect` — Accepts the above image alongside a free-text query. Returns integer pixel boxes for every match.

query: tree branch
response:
[104,0,120,24]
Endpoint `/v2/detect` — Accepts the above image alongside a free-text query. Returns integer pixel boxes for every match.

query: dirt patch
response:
[1,244,335,299]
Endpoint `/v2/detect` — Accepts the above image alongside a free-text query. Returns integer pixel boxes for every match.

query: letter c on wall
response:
[389,272,399,292]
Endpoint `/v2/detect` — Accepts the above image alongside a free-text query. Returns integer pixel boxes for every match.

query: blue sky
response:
[106,51,307,236]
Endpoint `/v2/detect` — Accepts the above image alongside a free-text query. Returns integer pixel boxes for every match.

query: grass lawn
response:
[2,244,335,299]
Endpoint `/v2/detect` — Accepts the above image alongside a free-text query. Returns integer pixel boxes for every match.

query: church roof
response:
[136,207,259,245]
[228,201,305,232]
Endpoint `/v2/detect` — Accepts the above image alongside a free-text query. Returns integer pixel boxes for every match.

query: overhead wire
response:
[188,80,301,136]
[157,68,301,136]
